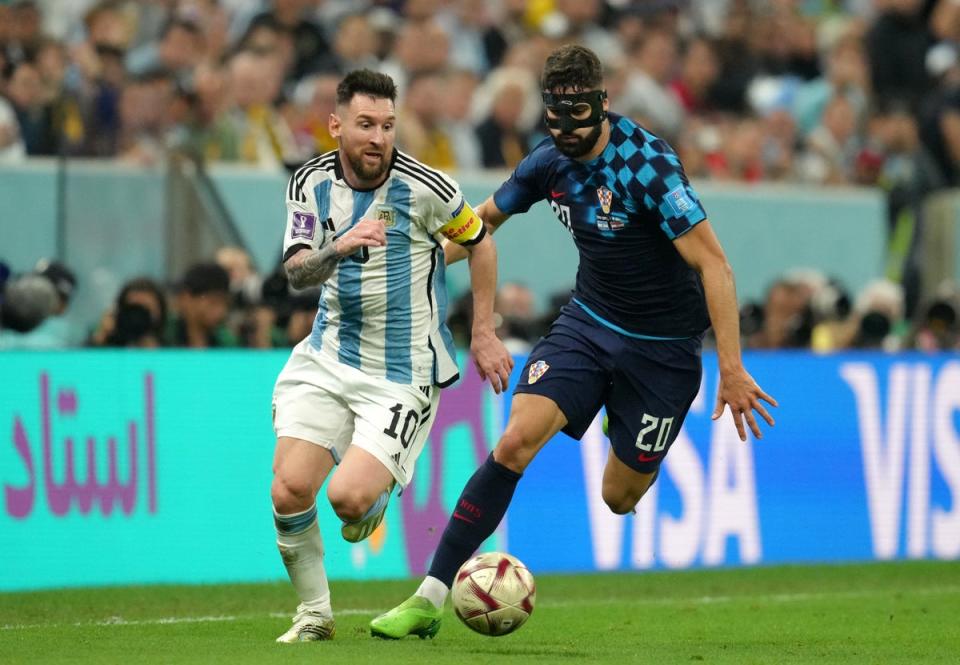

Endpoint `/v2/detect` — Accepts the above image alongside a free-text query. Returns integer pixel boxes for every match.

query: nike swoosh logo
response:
[637,452,662,463]
[453,512,475,524]
[550,190,565,199]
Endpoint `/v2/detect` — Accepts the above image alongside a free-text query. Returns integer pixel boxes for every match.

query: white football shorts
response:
[272,339,440,487]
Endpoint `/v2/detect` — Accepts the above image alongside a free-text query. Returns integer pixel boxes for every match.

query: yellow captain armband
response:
[437,199,486,246]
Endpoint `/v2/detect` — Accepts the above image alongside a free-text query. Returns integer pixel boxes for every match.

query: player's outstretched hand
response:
[712,367,778,442]
[334,219,387,256]
[471,329,514,394]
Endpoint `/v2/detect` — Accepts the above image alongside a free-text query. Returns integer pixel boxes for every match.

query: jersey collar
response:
[333,148,399,192]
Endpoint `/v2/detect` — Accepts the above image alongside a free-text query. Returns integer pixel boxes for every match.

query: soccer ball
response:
[451,551,536,636]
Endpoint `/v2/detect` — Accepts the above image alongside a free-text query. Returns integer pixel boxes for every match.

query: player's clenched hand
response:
[333,219,387,257]
[712,367,778,441]
[471,329,514,394]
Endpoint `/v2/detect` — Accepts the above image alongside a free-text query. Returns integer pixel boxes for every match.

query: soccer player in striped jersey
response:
[371,45,778,640]
[270,69,512,643]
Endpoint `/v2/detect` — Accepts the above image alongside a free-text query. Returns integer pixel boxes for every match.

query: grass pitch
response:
[1,561,958,664]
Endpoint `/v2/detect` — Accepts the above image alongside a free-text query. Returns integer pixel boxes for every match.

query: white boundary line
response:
[3,585,959,632]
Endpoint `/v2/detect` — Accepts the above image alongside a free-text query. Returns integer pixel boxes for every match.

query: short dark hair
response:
[180,263,230,296]
[336,69,397,106]
[541,44,604,92]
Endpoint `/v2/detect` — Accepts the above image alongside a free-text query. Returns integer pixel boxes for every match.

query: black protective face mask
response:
[542,90,607,133]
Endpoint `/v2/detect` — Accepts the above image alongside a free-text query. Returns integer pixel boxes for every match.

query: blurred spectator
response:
[324,13,378,75]
[617,29,685,139]
[0,259,78,348]
[748,278,813,349]
[165,262,237,348]
[793,35,870,138]
[400,71,455,169]
[670,37,721,115]
[850,279,906,350]
[6,60,57,155]
[90,276,167,348]
[236,13,297,81]
[481,0,532,70]
[797,94,859,184]
[760,109,799,181]
[0,273,59,343]
[474,66,540,169]
[126,18,206,78]
[3,0,44,64]
[215,48,297,167]
[0,92,26,161]
[289,72,338,157]
[379,18,450,94]
[495,282,537,354]
[919,42,960,186]
[215,245,262,308]
[440,69,482,170]
[910,295,959,351]
[710,0,760,113]
[246,0,330,80]
[871,104,944,315]
[753,6,821,80]
[437,0,493,75]
[115,70,176,165]
[865,0,932,110]
[548,0,622,64]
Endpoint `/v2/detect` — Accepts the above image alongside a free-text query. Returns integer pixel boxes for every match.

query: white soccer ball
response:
[451,551,536,636]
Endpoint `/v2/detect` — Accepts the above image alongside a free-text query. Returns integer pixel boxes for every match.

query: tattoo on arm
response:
[285,243,342,289]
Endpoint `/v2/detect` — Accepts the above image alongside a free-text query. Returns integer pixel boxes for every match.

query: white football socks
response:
[275,505,332,617]
[416,575,450,610]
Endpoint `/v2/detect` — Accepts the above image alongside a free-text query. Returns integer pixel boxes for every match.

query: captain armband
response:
[437,199,486,247]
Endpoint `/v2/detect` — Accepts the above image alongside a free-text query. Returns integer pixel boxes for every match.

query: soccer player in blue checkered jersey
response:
[270,70,513,643]
[371,45,778,639]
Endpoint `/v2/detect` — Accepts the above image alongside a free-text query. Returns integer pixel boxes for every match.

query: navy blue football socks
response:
[428,452,522,587]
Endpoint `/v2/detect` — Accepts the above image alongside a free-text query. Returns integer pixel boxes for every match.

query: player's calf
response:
[601,467,659,515]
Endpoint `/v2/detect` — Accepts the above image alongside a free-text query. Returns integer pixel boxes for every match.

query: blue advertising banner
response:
[1,351,958,591]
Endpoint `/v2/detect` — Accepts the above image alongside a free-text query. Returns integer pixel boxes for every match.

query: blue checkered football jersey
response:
[493,113,710,339]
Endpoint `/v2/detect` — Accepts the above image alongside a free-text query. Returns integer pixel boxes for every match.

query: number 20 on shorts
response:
[635,414,674,452]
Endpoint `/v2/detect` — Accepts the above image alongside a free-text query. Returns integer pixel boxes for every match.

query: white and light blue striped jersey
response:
[282,149,485,388]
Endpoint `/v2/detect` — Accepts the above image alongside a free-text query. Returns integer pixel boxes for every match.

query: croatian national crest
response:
[375,205,396,228]
[527,360,550,384]
[596,186,613,215]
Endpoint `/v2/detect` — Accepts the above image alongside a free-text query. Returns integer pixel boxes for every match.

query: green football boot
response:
[369,595,442,640]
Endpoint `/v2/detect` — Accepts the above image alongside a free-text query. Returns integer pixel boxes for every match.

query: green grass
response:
[2,561,959,664]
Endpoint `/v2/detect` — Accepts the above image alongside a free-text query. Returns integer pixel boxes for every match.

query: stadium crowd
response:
[1,0,959,351]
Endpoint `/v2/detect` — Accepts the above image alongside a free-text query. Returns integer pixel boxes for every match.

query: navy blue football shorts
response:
[515,303,703,473]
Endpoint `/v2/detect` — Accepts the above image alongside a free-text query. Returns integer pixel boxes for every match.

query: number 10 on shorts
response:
[635,414,674,452]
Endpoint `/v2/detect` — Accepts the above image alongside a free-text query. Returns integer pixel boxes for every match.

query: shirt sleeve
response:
[492,144,546,215]
[281,176,327,262]
[640,140,708,240]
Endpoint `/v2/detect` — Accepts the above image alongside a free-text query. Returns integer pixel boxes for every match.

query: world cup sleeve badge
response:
[291,211,317,239]
[527,360,550,384]
[375,205,396,228]
[596,186,613,214]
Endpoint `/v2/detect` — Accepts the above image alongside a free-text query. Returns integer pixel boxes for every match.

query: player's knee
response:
[327,487,374,523]
[271,475,314,514]
[494,428,537,473]
[602,490,640,515]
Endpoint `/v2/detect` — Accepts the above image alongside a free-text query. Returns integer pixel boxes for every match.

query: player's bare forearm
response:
[444,196,510,266]
[443,239,470,266]
[464,233,513,392]
[285,218,386,288]
[699,259,743,372]
[284,245,342,289]
[466,234,498,334]
[674,220,776,440]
